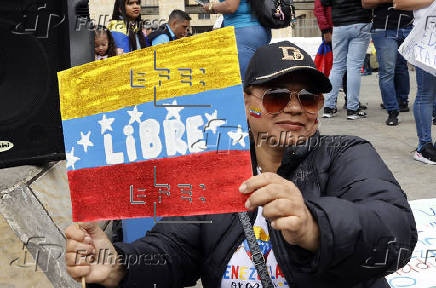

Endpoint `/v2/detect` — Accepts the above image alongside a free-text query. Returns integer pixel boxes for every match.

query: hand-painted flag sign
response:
[58,27,253,222]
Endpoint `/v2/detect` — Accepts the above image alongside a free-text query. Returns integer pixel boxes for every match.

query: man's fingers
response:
[66,252,95,266]
[239,172,288,194]
[271,216,303,234]
[245,182,302,209]
[66,239,95,255]
[77,222,106,239]
[65,224,87,242]
[66,265,90,280]
[262,199,303,218]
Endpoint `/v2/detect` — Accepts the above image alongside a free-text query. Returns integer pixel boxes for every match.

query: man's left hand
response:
[239,173,320,252]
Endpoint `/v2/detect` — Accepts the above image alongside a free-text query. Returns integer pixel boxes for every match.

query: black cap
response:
[244,41,332,93]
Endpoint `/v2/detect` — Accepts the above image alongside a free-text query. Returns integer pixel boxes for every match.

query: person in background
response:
[314,0,368,113]
[203,0,271,82]
[393,0,436,164]
[94,26,118,61]
[322,0,372,120]
[362,0,414,126]
[149,10,191,46]
[107,0,148,54]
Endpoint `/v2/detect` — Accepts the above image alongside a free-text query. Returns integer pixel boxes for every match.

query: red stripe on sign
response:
[68,150,253,222]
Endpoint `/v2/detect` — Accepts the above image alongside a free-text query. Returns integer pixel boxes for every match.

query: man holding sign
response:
[65,39,416,287]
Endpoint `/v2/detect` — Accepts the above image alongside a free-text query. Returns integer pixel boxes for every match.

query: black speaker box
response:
[0,0,93,168]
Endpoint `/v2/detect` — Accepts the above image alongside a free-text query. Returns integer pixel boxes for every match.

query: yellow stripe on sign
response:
[58,26,241,120]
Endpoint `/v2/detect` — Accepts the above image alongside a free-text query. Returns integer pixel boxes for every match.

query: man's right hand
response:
[323,32,332,43]
[65,222,126,288]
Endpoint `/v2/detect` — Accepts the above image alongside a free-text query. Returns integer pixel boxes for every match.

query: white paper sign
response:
[399,2,436,76]
[386,199,436,288]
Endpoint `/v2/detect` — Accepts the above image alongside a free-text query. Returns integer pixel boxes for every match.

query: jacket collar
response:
[250,130,321,176]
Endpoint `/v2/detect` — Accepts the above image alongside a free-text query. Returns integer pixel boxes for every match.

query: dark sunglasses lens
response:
[263,90,290,113]
[298,90,320,112]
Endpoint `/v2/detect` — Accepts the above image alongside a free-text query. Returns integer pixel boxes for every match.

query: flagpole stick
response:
[75,223,87,288]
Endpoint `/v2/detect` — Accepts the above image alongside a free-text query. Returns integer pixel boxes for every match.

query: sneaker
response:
[399,103,410,112]
[347,109,367,120]
[414,143,436,165]
[386,111,399,126]
[323,107,337,118]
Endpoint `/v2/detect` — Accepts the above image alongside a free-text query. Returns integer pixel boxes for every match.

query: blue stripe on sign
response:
[62,84,249,171]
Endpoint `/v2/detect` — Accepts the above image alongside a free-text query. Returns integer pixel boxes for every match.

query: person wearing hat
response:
[65,42,416,288]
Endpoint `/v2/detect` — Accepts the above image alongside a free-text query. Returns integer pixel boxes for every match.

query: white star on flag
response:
[204,110,226,134]
[66,147,80,170]
[227,125,249,148]
[98,114,115,134]
[77,131,94,153]
[165,100,184,120]
[127,106,143,124]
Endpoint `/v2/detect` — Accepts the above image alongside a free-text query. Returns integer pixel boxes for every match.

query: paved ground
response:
[319,71,435,201]
[0,72,435,287]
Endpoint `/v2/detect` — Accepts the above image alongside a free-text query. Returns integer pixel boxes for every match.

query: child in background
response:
[95,27,118,61]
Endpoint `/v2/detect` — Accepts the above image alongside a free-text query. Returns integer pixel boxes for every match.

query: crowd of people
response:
[313,0,436,164]
[92,0,436,165]
[64,0,433,287]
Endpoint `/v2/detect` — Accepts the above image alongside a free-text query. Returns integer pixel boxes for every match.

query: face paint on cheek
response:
[249,107,262,118]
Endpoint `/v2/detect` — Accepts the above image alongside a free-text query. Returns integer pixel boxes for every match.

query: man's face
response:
[245,80,323,148]
[171,19,190,38]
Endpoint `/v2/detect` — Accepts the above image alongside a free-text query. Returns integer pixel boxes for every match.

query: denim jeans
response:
[372,27,412,112]
[324,23,371,111]
[414,67,436,150]
[234,25,271,82]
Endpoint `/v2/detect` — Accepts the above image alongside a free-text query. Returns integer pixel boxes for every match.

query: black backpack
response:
[248,0,295,29]
[147,24,175,47]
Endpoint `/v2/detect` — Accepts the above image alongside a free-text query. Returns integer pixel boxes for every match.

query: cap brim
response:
[246,66,332,94]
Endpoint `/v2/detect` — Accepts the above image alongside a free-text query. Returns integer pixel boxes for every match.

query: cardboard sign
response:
[58,27,252,222]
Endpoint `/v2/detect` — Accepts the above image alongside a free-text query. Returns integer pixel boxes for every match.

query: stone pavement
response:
[0,72,435,288]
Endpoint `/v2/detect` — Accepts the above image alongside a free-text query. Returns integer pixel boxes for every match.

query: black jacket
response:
[325,0,372,27]
[92,134,417,288]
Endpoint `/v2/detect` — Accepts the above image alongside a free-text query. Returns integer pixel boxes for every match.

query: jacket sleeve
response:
[287,140,417,285]
[111,215,204,288]
[314,0,333,33]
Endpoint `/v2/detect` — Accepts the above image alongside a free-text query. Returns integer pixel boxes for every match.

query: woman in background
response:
[203,0,271,82]
[107,0,148,54]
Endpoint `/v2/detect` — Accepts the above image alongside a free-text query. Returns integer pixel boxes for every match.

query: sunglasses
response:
[254,88,322,115]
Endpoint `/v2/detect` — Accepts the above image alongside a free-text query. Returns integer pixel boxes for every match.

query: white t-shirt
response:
[220,206,290,287]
